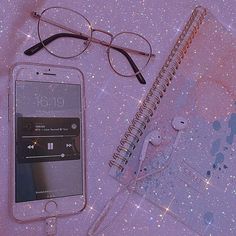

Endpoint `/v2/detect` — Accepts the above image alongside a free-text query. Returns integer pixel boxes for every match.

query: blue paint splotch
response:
[210,138,221,156]
[212,120,221,131]
[206,170,211,178]
[203,211,214,225]
[226,113,236,145]
[213,152,225,169]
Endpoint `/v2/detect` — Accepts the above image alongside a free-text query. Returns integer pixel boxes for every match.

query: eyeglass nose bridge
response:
[91,28,114,51]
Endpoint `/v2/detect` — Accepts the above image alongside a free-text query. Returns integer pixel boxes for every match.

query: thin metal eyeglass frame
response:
[24,7,155,84]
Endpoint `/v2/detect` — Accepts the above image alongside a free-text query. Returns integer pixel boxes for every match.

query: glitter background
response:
[0,0,236,235]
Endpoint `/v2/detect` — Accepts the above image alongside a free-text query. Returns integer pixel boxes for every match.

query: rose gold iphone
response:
[9,62,86,221]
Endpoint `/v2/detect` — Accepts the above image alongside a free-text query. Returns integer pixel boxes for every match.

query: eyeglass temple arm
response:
[24,33,88,55]
[31,11,155,58]
[24,33,146,84]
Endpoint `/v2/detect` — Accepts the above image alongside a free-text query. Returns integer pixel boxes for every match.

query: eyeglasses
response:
[24,6,155,84]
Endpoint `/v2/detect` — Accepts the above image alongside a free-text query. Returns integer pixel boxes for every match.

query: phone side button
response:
[7,92,10,122]
[45,200,58,213]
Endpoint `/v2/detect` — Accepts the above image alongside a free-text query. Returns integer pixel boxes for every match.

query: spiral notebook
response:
[109,6,236,236]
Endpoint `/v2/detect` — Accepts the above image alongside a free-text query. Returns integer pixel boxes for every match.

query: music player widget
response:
[16,117,80,163]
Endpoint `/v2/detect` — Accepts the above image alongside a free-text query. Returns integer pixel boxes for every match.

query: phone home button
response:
[45,200,57,213]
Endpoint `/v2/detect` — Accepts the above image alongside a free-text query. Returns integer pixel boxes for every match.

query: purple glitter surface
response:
[0,1,236,236]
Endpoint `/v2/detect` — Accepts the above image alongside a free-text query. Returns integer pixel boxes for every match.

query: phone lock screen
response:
[15,81,83,202]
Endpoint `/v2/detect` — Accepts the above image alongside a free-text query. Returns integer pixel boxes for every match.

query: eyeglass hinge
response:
[31,11,40,18]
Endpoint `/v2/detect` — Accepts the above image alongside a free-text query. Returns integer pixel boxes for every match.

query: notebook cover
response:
[110,8,236,236]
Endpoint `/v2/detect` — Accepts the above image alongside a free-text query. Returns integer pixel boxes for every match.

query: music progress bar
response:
[25,153,66,159]
[22,135,76,138]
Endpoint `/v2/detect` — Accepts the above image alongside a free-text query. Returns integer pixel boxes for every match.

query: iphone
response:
[9,62,86,221]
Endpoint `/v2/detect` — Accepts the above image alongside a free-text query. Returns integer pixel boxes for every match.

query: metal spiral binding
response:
[128,124,143,136]
[113,153,128,164]
[117,145,132,157]
[109,6,207,172]
[109,160,124,172]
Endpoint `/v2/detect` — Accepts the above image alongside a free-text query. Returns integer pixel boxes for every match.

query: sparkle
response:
[17,29,36,41]
[160,197,175,220]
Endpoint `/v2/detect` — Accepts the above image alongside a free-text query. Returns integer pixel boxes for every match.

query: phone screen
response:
[15,80,83,203]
